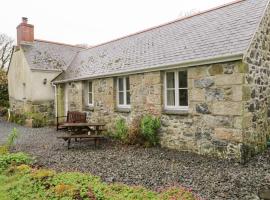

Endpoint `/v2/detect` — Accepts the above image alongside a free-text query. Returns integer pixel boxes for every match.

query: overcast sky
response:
[1,0,233,45]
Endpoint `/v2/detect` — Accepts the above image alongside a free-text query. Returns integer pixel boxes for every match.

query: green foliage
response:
[10,113,27,125]
[25,112,48,128]
[7,128,19,148]
[0,152,32,173]
[140,115,161,146]
[0,152,199,200]
[10,112,48,128]
[0,70,9,108]
[114,118,129,141]
[159,187,198,200]
[113,115,161,146]
[103,183,158,200]
[0,128,19,155]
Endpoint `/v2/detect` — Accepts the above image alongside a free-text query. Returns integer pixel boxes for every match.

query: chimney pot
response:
[22,17,28,24]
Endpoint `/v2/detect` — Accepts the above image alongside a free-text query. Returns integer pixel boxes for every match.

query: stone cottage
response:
[7,17,85,119]
[9,0,270,161]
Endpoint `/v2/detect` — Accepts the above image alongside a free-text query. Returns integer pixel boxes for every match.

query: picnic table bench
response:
[58,134,107,149]
[57,122,107,149]
[56,111,87,131]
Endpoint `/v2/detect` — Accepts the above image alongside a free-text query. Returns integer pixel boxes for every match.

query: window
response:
[88,81,93,106]
[117,77,131,108]
[164,70,188,110]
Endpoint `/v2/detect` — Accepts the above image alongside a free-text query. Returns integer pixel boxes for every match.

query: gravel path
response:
[1,118,270,200]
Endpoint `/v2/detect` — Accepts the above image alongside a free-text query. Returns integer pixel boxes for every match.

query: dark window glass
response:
[88,82,92,93]
[179,89,188,106]
[118,78,124,91]
[88,93,93,104]
[127,91,131,105]
[119,92,124,104]
[178,71,187,88]
[166,72,175,89]
[126,77,130,90]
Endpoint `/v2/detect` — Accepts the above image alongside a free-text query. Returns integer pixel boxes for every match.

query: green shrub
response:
[0,152,32,173]
[0,70,9,108]
[10,113,26,125]
[140,115,161,146]
[26,112,48,128]
[0,128,19,155]
[114,118,128,141]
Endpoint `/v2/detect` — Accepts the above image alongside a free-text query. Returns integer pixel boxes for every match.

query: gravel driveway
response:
[1,118,270,200]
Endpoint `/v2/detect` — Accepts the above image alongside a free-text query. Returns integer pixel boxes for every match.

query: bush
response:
[10,113,27,125]
[0,152,32,173]
[26,112,48,128]
[126,117,142,145]
[114,118,128,141]
[0,70,9,108]
[0,128,19,155]
[140,115,161,146]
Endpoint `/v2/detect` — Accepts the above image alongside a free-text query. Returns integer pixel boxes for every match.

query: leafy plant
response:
[140,115,161,146]
[0,70,9,108]
[114,118,128,141]
[0,128,19,155]
[10,113,26,125]
[0,152,32,173]
[0,152,200,200]
[25,112,48,128]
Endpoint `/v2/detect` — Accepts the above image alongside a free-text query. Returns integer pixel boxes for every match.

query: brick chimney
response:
[16,17,34,46]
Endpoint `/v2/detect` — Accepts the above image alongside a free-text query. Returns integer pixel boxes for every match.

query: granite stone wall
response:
[160,61,246,160]
[242,3,270,161]
[63,61,252,160]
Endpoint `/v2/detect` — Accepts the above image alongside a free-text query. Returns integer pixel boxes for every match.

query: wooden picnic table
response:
[58,123,107,149]
[61,122,106,135]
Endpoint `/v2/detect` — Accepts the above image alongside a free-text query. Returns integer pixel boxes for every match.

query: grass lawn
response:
[0,152,200,200]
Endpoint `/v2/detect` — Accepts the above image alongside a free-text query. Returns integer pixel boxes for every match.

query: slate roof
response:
[54,0,269,82]
[22,39,84,71]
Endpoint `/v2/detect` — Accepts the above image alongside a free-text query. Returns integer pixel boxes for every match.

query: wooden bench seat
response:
[56,111,87,131]
[57,135,107,149]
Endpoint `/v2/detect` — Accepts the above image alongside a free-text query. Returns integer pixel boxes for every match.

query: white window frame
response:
[117,77,131,109]
[164,70,188,111]
[88,81,94,107]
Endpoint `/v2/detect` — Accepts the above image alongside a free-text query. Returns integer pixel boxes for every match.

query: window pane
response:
[167,90,175,106]
[179,89,188,106]
[88,93,93,104]
[179,71,187,88]
[166,72,175,89]
[118,78,124,91]
[127,91,131,105]
[119,92,124,104]
[126,77,130,90]
[88,81,92,93]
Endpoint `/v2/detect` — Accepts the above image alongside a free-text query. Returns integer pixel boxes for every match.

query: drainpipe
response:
[52,83,58,118]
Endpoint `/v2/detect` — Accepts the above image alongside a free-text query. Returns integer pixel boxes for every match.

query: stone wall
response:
[9,97,54,120]
[83,72,162,132]
[61,62,251,160]
[242,3,270,160]
[160,61,246,160]
[66,82,83,112]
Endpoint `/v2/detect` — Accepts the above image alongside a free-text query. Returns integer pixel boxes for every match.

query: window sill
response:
[116,107,131,113]
[163,109,189,116]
